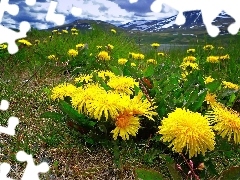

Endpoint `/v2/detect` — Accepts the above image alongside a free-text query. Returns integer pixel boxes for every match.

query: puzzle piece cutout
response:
[150,0,240,37]
[16,151,49,180]
[46,0,82,26]
[0,0,36,54]
[0,163,13,180]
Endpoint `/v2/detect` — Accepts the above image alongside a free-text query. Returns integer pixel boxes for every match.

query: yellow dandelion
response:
[97,51,111,61]
[34,40,40,44]
[206,56,219,63]
[74,74,93,83]
[222,81,239,90]
[157,52,165,56]
[18,39,32,46]
[68,49,78,57]
[130,53,145,60]
[111,29,116,33]
[62,30,68,33]
[118,58,128,65]
[0,44,7,49]
[72,32,78,35]
[131,63,136,67]
[187,49,196,53]
[209,103,240,144]
[51,83,77,101]
[107,44,114,50]
[94,70,116,80]
[204,76,215,84]
[71,28,78,32]
[48,55,58,61]
[52,29,58,33]
[218,46,224,50]
[205,91,217,106]
[76,43,85,49]
[147,59,157,64]
[180,61,199,71]
[96,45,102,50]
[183,56,196,62]
[151,43,160,48]
[159,108,216,158]
[111,110,141,140]
[203,45,214,50]
[219,54,230,60]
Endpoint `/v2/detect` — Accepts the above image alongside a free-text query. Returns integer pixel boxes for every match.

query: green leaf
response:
[40,112,65,122]
[135,168,164,180]
[190,89,208,111]
[108,65,122,76]
[143,64,155,77]
[218,166,240,180]
[206,81,221,93]
[58,100,96,127]
[184,90,199,108]
[166,163,182,180]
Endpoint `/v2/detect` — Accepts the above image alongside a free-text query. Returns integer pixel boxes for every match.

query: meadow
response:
[0,25,240,179]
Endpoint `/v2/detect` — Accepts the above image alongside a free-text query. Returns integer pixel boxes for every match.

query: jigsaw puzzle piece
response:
[0,0,19,22]
[0,116,19,136]
[0,21,31,54]
[0,163,13,180]
[16,151,49,180]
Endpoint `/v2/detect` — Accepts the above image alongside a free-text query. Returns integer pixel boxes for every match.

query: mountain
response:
[118,10,235,35]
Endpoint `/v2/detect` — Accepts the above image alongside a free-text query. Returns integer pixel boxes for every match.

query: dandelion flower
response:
[222,81,239,90]
[74,74,93,83]
[62,30,68,33]
[107,44,114,50]
[76,43,85,49]
[111,29,116,33]
[97,51,110,61]
[204,76,215,84]
[206,56,219,63]
[203,45,214,50]
[183,56,196,62]
[0,44,7,49]
[18,39,32,46]
[158,108,215,158]
[95,70,116,80]
[131,63,136,67]
[187,49,196,53]
[157,52,164,56]
[205,92,217,106]
[118,58,128,65]
[219,54,230,60]
[151,43,160,48]
[68,49,78,57]
[180,62,199,71]
[48,55,58,61]
[210,103,240,144]
[111,110,141,140]
[147,59,157,65]
[51,83,77,101]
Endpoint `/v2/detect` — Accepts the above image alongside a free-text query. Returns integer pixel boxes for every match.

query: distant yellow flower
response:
[97,51,111,61]
[52,29,58,33]
[72,32,78,35]
[95,70,116,80]
[0,44,7,49]
[219,54,230,60]
[187,49,196,53]
[218,46,224,49]
[118,58,128,65]
[180,62,199,71]
[206,56,219,63]
[111,29,116,33]
[34,40,40,44]
[62,30,68,33]
[203,45,214,50]
[205,92,217,106]
[96,45,102,50]
[107,44,114,50]
[107,76,139,95]
[209,103,240,144]
[111,110,141,140]
[204,76,215,84]
[18,39,32,46]
[159,108,215,158]
[71,28,78,32]
[157,52,164,56]
[147,59,157,64]
[129,52,145,60]
[76,43,85,49]
[183,56,196,62]
[68,49,78,57]
[48,55,58,61]
[181,71,189,80]
[131,63,136,67]
[151,43,160,48]
[222,81,239,90]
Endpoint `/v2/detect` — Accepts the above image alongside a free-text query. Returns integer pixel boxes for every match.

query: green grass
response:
[0,25,240,179]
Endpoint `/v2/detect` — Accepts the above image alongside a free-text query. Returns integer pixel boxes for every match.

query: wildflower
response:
[74,74,93,83]
[159,108,215,158]
[205,92,217,106]
[62,30,68,33]
[203,45,214,50]
[204,76,215,84]
[57,32,62,35]
[218,47,224,50]
[107,44,114,50]
[76,43,85,49]
[52,29,58,33]
[18,39,32,46]
[187,49,196,53]
[111,29,116,33]
[97,51,110,61]
[71,28,78,32]
[147,59,157,64]
[206,56,219,63]
[151,43,160,48]
[118,58,128,65]
[130,53,145,60]
[181,71,189,80]
[107,76,139,95]
[157,52,164,56]
[209,103,240,144]
[51,83,77,101]
[47,55,58,61]
[219,54,230,60]
[180,62,199,71]
[95,70,116,80]
[96,46,102,50]
[34,40,40,44]
[111,110,141,140]
[0,44,7,49]
[183,56,196,62]
[68,49,78,57]
[222,81,239,90]
[131,63,136,67]
[72,32,78,35]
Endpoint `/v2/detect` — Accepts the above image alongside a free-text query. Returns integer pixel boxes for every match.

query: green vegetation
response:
[0,25,240,179]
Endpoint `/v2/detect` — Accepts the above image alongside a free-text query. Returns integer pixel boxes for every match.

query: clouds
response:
[2,0,177,30]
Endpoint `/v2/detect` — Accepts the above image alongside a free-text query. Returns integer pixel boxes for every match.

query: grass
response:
[0,25,240,179]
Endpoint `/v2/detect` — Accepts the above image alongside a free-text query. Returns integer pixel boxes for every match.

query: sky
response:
[1,0,178,30]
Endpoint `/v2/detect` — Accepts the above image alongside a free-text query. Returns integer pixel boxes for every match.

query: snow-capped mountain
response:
[118,10,235,35]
